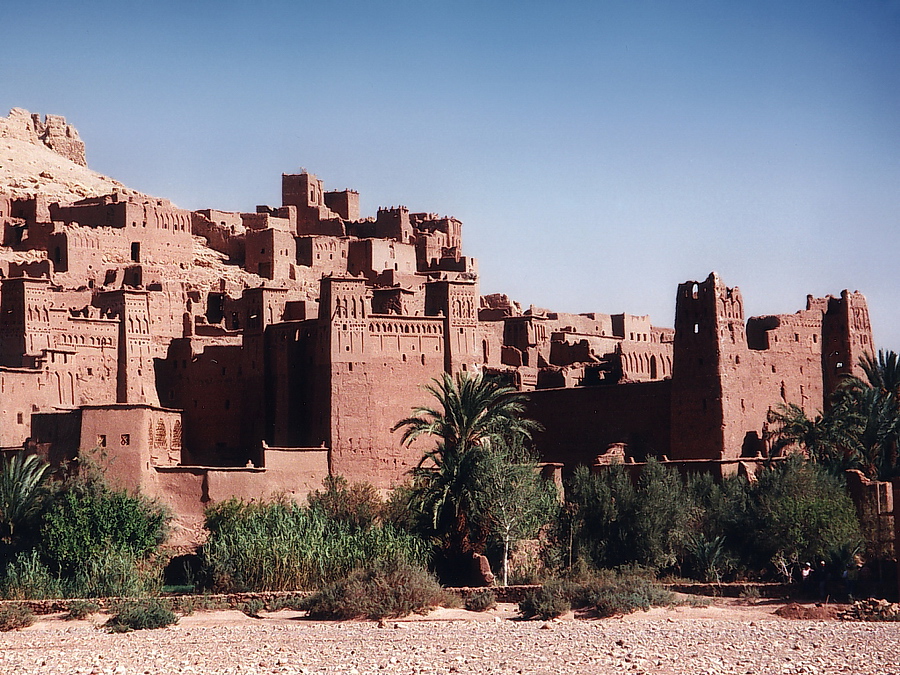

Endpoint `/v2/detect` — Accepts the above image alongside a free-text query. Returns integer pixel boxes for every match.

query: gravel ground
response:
[2,604,899,675]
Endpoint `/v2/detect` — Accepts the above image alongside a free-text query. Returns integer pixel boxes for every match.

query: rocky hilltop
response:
[0,108,138,202]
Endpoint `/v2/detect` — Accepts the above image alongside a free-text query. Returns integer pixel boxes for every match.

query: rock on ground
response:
[1,604,899,674]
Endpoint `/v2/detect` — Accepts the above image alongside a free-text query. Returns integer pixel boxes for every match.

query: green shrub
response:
[200,498,429,592]
[518,580,574,619]
[746,458,862,567]
[169,594,228,615]
[566,460,695,573]
[240,598,265,617]
[0,603,35,631]
[104,599,177,632]
[519,570,673,620]
[694,457,863,577]
[266,594,307,612]
[464,589,497,612]
[0,550,62,600]
[40,485,168,575]
[301,561,455,619]
[573,569,673,617]
[65,600,100,620]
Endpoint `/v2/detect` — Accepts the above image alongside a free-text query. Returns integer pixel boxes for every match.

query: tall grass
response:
[0,549,163,599]
[200,498,430,592]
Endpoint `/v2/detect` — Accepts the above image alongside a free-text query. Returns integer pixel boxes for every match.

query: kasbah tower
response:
[0,108,880,543]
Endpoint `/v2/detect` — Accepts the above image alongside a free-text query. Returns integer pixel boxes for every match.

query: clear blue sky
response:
[3,1,899,349]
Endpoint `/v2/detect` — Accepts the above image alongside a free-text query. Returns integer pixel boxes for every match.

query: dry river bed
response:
[2,600,899,675]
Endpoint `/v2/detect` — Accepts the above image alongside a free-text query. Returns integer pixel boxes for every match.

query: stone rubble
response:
[838,598,900,622]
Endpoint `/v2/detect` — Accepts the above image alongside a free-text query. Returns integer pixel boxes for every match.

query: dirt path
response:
[2,600,899,674]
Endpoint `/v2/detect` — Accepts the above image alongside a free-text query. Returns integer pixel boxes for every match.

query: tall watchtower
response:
[669,272,746,461]
[822,290,874,395]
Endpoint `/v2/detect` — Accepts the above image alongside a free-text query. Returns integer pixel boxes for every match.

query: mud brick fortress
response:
[0,110,884,540]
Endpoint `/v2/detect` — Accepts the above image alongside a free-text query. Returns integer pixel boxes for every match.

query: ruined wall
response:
[0,108,86,166]
[323,189,359,221]
[670,273,873,462]
[528,380,673,471]
[846,470,894,561]
[191,210,245,261]
[296,235,349,274]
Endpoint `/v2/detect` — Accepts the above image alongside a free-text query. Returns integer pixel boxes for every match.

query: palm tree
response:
[769,350,900,480]
[0,451,50,546]
[393,372,541,556]
[857,350,900,394]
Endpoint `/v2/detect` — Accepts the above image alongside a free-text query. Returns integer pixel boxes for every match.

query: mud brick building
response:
[0,110,877,540]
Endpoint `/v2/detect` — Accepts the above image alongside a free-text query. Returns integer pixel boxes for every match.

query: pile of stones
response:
[839,598,900,621]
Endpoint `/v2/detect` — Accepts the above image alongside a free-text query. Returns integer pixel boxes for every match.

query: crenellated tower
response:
[821,290,874,395]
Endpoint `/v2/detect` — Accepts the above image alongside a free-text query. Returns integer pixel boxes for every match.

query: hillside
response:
[0,128,140,203]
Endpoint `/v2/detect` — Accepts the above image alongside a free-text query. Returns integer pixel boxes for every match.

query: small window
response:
[693,323,699,334]
[97,434,106,448]
[16,412,24,424]
[121,434,130,446]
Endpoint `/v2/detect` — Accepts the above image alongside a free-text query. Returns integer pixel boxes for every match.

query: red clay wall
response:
[527,380,672,471]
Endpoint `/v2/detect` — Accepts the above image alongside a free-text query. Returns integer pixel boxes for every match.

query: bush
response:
[301,561,456,619]
[265,594,307,612]
[694,457,863,577]
[566,460,695,573]
[573,568,673,618]
[65,600,100,620]
[69,550,164,598]
[200,498,429,592]
[240,599,265,617]
[0,550,62,600]
[0,603,34,631]
[519,569,673,620]
[746,458,862,568]
[518,580,574,619]
[464,589,497,612]
[40,484,168,575]
[104,599,177,632]
[307,475,383,530]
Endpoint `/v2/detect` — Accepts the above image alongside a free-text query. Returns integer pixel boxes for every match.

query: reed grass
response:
[200,498,430,592]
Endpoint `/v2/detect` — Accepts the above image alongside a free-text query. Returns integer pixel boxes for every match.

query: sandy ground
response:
[2,599,900,675]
